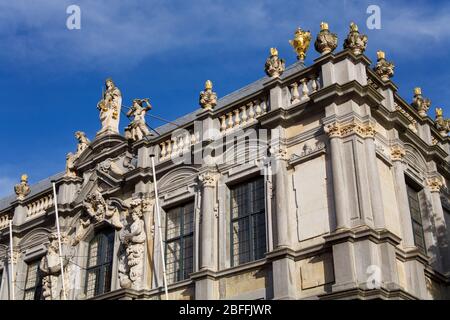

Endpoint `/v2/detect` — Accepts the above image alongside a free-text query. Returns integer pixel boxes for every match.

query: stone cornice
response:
[313,49,372,67]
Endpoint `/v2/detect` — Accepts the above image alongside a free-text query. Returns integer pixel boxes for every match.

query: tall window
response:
[230,177,266,266]
[85,229,115,298]
[24,260,43,300]
[406,184,426,253]
[165,202,194,284]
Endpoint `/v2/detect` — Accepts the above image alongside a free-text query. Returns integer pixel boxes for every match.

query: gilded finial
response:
[374,50,394,81]
[14,173,31,200]
[435,107,450,137]
[414,87,422,95]
[376,50,385,60]
[205,80,213,90]
[289,27,312,61]
[265,47,285,77]
[315,22,338,55]
[270,47,278,56]
[199,80,217,110]
[343,22,368,55]
[412,87,431,117]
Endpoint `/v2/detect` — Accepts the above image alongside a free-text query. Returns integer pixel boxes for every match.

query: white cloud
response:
[0,0,449,70]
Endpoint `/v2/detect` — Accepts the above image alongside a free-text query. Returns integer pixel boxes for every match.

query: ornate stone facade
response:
[0,22,449,301]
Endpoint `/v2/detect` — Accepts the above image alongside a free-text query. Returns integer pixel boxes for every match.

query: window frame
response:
[164,202,195,284]
[84,228,115,298]
[24,259,43,300]
[230,176,266,267]
[405,181,427,254]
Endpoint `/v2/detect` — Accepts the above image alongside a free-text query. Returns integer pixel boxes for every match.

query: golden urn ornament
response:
[374,50,394,81]
[435,108,450,137]
[199,80,217,111]
[265,48,286,77]
[14,174,31,200]
[343,22,368,55]
[289,27,312,61]
[314,22,338,55]
[412,87,431,117]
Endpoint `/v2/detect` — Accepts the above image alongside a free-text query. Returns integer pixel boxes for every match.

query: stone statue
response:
[119,199,146,290]
[435,108,450,137]
[412,87,431,117]
[97,78,122,136]
[289,27,311,61]
[124,98,152,141]
[14,174,31,200]
[39,233,69,300]
[314,22,338,55]
[64,131,90,178]
[65,152,77,178]
[75,131,90,155]
[71,213,91,246]
[343,22,367,55]
[264,48,285,78]
[83,188,123,230]
[199,80,217,110]
[374,50,394,81]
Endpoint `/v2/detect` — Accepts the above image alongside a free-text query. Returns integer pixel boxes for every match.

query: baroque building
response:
[0,22,449,300]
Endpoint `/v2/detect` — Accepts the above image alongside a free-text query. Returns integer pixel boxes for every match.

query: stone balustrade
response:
[159,130,199,161]
[218,97,269,134]
[288,75,320,105]
[26,193,53,218]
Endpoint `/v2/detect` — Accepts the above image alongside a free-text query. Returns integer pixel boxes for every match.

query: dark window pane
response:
[24,260,43,300]
[406,183,426,254]
[165,202,194,284]
[230,177,266,266]
[85,229,115,298]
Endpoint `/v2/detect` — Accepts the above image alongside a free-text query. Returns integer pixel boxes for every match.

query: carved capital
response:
[427,176,444,193]
[390,145,406,162]
[324,121,376,139]
[269,145,288,160]
[199,171,217,188]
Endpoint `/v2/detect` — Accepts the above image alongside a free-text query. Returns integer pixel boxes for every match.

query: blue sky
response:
[0,0,449,197]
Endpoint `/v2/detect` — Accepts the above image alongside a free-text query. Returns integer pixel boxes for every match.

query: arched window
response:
[85,229,115,298]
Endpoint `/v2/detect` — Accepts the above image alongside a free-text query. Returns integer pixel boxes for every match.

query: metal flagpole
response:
[8,219,15,300]
[150,155,169,300]
[52,182,67,300]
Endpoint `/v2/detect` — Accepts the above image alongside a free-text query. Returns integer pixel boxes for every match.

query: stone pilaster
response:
[198,170,218,270]
[325,123,349,230]
[426,176,449,273]
[195,169,218,300]
[390,145,416,249]
[364,126,386,229]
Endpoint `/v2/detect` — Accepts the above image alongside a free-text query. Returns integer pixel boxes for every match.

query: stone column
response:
[364,128,385,229]
[270,127,295,248]
[390,145,415,248]
[195,170,218,300]
[198,171,218,270]
[324,124,348,230]
[426,177,449,273]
